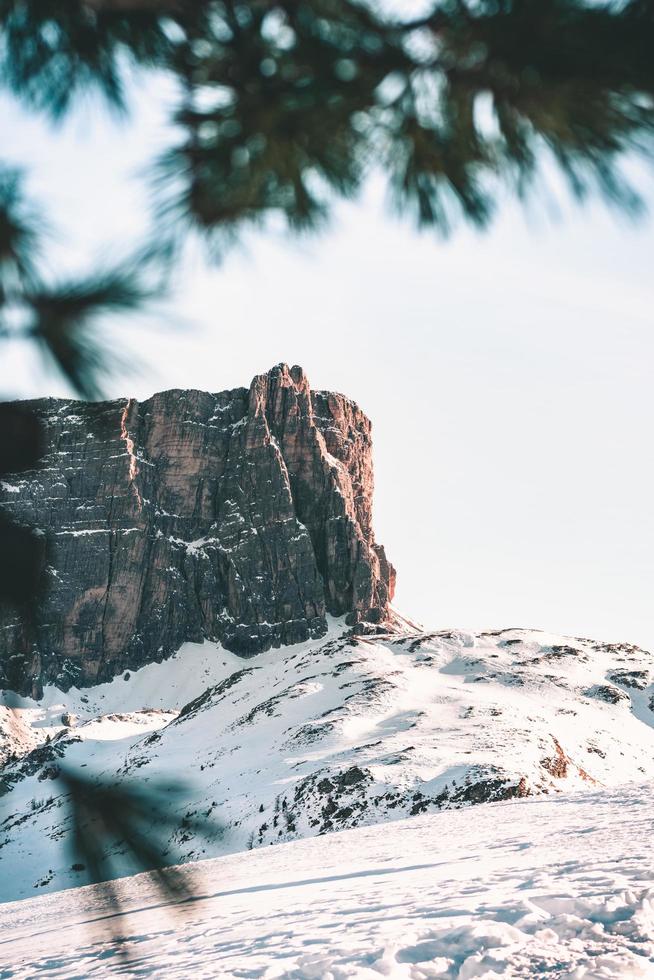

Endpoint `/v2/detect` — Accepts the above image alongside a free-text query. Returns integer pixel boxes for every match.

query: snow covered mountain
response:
[2,619,653,904]
[2,783,653,977]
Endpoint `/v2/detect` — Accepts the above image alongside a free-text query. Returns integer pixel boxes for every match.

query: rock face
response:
[0,364,395,696]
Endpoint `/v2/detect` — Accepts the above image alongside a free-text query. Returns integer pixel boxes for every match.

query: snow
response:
[168,534,222,554]
[54,528,110,537]
[1,784,654,977]
[3,623,654,909]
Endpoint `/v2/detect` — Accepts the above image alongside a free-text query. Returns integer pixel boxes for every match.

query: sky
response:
[2,77,653,651]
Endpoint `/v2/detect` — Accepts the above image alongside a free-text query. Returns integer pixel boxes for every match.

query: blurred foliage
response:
[0,1,653,390]
[61,766,222,893]
[57,766,223,947]
[27,268,156,398]
[0,163,154,398]
[0,397,44,605]
[0,167,39,301]
[0,0,652,258]
[0,0,174,119]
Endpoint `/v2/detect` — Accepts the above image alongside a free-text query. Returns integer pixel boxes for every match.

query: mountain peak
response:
[0,366,394,697]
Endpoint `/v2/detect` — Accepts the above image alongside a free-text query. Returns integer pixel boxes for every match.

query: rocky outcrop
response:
[0,364,395,696]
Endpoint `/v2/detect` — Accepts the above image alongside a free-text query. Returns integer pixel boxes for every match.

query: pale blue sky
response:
[3,78,653,650]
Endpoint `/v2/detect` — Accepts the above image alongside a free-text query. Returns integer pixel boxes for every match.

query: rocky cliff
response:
[0,364,395,697]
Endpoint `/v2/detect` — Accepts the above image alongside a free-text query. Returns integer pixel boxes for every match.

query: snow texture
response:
[1,784,654,977]
[2,621,654,912]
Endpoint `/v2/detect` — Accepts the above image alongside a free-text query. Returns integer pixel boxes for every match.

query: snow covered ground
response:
[2,783,654,978]
[2,621,654,903]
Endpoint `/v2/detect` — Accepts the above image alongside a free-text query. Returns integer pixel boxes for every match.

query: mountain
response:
[2,362,653,936]
[2,782,652,978]
[2,622,653,903]
[0,364,394,697]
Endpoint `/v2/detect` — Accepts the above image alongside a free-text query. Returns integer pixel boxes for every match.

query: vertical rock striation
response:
[0,364,394,696]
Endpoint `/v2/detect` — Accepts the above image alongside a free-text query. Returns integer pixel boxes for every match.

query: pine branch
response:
[0,165,42,300]
[0,0,175,118]
[24,266,157,399]
[2,1,653,245]
[55,766,224,962]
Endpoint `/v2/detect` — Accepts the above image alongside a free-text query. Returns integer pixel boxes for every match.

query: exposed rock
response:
[607,669,649,690]
[539,737,603,787]
[449,773,530,806]
[336,766,367,788]
[0,364,394,697]
[586,684,630,705]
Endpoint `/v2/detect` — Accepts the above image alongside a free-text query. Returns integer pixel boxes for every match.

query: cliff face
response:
[0,364,395,696]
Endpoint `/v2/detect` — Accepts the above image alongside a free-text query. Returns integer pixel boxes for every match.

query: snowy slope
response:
[2,621,654,902]
[2,784,654,978]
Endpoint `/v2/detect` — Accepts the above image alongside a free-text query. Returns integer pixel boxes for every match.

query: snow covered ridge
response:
[1,622,654,902]
[2,784,654,978]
